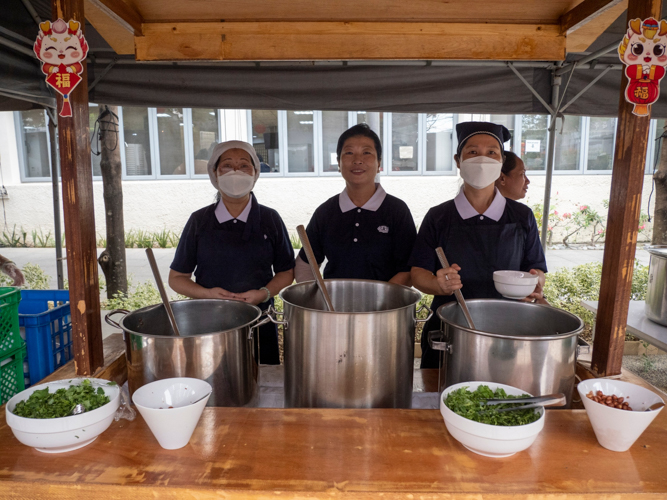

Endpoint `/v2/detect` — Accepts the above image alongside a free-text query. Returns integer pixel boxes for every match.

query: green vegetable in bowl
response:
[445,385,541,426]
[12,379,111,419]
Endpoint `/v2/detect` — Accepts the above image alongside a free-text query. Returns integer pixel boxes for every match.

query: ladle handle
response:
[297,225,334,312]
[435,247,476,330]
[145,248,181,337]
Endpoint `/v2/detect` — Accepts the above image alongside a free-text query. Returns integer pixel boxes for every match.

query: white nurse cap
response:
[207,140,261,190]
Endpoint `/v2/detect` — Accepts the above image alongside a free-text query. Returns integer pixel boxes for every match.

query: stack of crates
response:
[0,287,26,405]
[18,290,73,387]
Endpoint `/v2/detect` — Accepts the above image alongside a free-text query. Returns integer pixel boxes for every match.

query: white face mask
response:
[459,156,502,190]
[217,170,255,198]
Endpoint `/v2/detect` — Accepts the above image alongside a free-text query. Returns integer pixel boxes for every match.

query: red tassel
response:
[59,98,72,118]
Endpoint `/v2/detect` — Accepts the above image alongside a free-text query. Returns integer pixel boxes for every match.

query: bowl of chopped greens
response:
[440,381,545,458]
[5,378,120,453]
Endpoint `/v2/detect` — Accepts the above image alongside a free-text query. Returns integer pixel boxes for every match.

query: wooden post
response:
[591,0,662,376]
[53,0,105,375]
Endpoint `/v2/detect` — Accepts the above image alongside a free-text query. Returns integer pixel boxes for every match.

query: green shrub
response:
[1,225,28,247]
[290,233,302,250]
[135,230,154,249]
[124,230,137,248]
[154,229,171,248]
[0,263,51,289]
[543,261,648,340]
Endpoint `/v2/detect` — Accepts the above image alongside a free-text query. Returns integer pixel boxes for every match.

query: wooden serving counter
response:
[1,404,666,499]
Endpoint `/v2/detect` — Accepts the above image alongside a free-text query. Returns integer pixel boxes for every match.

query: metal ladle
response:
[435,247,475,330]
[146,248,181,337]
[296,225,334,312]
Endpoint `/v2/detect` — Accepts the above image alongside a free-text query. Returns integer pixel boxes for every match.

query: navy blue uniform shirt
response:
[298,186,416,282]
[171,194,295,293]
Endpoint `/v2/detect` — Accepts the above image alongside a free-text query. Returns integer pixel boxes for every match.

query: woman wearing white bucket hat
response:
[169,140,295,364]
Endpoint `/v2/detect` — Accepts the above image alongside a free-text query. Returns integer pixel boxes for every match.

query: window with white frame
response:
[390,113,419,172]
[554,116,582,171]
[321,111,348,173]
[286,111,315,173]
[121,106,152,177]
[156,108,186,176]
[192,108,220,175]
[587,117,616,171]
[425,113,454,172]
[18,109,50,180]
[250,110,280,173]
[521,115,549,171]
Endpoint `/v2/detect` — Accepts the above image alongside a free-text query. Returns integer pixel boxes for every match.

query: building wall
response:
[0,111,657,243]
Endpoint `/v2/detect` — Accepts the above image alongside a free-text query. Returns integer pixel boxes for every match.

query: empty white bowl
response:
[440,381,545,458]
[493,270,538,299]
[132,377,212,450]
[5,378,121,453]
[577,378,664,452]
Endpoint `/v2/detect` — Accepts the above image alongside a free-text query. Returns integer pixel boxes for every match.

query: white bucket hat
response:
[207,140,261,190]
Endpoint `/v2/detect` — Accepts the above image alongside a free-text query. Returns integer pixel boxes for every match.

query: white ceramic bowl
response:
[440,381,545,458]
[577,379,664,452]
[132,377,211,450]
[493,270,538,299]
[5,378,121,453]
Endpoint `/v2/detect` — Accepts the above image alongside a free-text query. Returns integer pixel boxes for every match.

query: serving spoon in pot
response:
[297,225,334,312]
[146,248,181,337]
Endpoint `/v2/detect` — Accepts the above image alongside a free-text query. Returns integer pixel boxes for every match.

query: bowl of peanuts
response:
[577,379,664,452]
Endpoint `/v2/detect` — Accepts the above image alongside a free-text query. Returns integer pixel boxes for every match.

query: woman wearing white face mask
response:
[169,140,295,365]
[409,122,547,369]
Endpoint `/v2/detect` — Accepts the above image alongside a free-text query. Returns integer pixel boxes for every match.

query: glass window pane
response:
[89,103,102,177]
[356,111,384,170]
[587,117,616,171]
[123,107,152,176]
[156,107,186,176]
[426,113,453,172]
[322,111,348,172]
[521,115,548,171]
[250,110,280,173]
[192,108,219,175]
[554,116,581,171]
[489,114,514,151]
[653,119,666,172]
[287,111,314,173]
[20,110,50,178]
[391,113,418,172]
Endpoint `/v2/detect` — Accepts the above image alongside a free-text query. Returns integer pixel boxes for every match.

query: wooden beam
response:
[135,22,565,61]
[84,0,135,54]
[566,0,627,53]
[591,0,662,377]
[53,0,105,377]
[87,0,143,35]
[559,0,624,34]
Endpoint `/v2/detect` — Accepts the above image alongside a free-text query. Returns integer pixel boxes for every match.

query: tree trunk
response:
[96,105,127,299]
[653,123,667,245]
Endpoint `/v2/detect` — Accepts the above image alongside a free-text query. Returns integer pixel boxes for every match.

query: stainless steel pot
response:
[429,299,583,406]
[105,299,269,407]
[273,279,432,409]
[645,245,667,325]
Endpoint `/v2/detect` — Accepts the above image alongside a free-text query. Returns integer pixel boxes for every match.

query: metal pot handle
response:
[428,330,451,354]
[249,311,273,341]
[265,304,289,330]
[105,309,130,329]
[414,304,433,324]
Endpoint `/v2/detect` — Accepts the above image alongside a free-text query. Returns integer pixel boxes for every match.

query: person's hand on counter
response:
[234,289,268,305]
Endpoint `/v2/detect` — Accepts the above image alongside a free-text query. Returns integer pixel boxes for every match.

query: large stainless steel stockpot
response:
[429,299,583,406]
[105,299,269,407]
[645,245,667,326]
[275,279,431,409]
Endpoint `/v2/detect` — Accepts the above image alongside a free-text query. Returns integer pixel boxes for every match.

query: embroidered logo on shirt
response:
[377,225,389,234]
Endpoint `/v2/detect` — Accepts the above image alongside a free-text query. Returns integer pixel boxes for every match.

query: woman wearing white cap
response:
[169,140,295,365]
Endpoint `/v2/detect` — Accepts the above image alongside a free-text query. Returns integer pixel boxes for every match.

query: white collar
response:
[215,197,252,223]
[454,187,506,221]
[339,184,387,213]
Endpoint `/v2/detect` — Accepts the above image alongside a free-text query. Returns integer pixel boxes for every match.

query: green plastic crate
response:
[1,345,26,405]
[0,287,21,359]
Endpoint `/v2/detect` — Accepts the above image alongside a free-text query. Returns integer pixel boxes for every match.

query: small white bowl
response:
[132,377,211,450]
[577,379,664,452]
[493,271,538,299]
[440,381,545,458]
[5,378,121,453]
